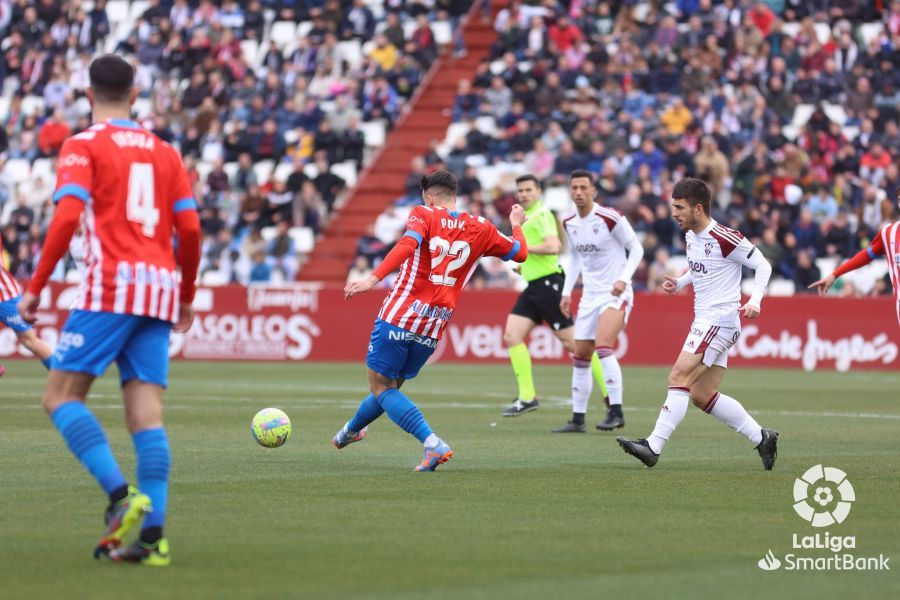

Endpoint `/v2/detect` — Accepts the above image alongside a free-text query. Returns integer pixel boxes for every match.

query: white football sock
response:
[703,392,763,446]
[647,387,690,454]
[597,347,623,406]
[571,356,592,414]
[423,433,440,448]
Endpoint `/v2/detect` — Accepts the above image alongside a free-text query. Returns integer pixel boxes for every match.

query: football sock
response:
[378,388,433,443]
[347,393,383,433]
[571,412,585,425]
[423,433,440,448]
[140,526,162,545]
[596,346,622,405]
[589,351,609,398]
[133,428,170,530]
[41,358,51,370]
[108,484,129,506]
[647,387,690,454]
[571,356,592,415]
[508,343,536,400]
[703,392,763,445]
[51,401,127,495]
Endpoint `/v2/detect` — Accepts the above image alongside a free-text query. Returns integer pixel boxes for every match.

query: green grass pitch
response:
[1,361,898,599]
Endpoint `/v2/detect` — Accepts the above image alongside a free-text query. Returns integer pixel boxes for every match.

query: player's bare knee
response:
[503,330,524,347]
[667,367,692,388]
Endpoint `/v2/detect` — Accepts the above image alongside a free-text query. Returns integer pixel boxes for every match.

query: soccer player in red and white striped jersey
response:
[332,170,528,471]
[809,189,900,325]
[0,236,53,376]
[18,55,200,566]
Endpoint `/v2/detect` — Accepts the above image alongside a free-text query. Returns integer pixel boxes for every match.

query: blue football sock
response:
[51,401,127,495]
[41,358,51,370]
[133,428,171,530]
[377,388,433,443]
[347,394,383,432]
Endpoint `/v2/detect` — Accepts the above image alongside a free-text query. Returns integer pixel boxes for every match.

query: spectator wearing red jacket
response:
[37,109,71,157]
[547,16,583,53]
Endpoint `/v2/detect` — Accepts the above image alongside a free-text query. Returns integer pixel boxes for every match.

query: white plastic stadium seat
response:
[767,279,796,297]
[432,21,452,46]
[21,95,45,117]
[780,23,800,39]
[297,21,313,39]
[273,162,293,182]
[474,116,498,137]
[303,163,319,179]
[336,40,362,69]
[132,97,152,120]
[223,162,239,182]
[289,227,315,253]
[331,161,357,187]
[813,23,832,44]
[543,187,571,213]
[859,23,885,47]
[476,165,501,191]
[201,271,228,286]
[0,97,9,119]
[105,1,129,24]
[269,21,297,49]
[260,226,277,242]
[402,21,416,40]
[252,160,275,184]
[195,161,213,185]
[360,120,386,148]
[443,122,471,146]
[822,103,847,126]
[3,158,31,184]
[667,255,689,276]
[240,40,260,67]
[815,257,838,276]
[31,158,54,180]
[129,1,150,22]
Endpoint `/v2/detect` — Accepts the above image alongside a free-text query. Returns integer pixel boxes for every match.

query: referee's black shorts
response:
[510,272,574,331]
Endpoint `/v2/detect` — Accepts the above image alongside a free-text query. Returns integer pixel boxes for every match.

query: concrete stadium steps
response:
[299,4,502,284]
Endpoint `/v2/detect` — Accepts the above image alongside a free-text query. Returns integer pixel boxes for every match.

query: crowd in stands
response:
[358,0,900,297]
[0,0,465,285]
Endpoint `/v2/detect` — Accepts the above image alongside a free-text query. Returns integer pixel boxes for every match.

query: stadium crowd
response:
[357,0,900,297]
[0,0,468,285]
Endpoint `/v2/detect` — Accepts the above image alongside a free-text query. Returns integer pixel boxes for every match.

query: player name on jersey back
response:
[53,120,196,323]
[378,205,521,339]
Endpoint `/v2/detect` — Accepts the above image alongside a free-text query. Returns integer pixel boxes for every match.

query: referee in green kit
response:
[501,175,608,417]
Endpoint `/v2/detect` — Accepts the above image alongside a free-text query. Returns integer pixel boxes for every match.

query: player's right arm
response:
[345,205,431,300]
[808,234,886,296]
[560,219,580,318]
[483,203,529,262]
[20,138,92,323]
[663,271,692,294]
[727,239,773,319]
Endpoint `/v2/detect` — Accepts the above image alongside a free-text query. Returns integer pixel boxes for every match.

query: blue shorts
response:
[52,310,173,388]
[366,319,438,381]
[0,296,31,332]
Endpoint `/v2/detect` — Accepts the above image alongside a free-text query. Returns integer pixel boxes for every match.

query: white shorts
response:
[574,290,633,341]
[681,321,741,368]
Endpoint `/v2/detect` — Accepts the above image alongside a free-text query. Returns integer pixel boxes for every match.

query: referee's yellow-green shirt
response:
[520,201,563,282]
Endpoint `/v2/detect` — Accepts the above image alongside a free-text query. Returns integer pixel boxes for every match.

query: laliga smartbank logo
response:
[757,465,890,572]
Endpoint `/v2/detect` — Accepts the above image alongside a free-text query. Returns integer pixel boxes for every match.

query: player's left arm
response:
[483,204,528,263]
[611,219,644,297]
[170,151,202,332]
[727,240,773,319]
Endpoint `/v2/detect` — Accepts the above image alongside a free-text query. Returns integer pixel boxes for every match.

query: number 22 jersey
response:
[378,205,522,339]
[52,119,195,322]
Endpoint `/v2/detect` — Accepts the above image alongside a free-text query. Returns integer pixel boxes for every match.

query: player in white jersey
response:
[617,178,779,470]
[556,170,644,433]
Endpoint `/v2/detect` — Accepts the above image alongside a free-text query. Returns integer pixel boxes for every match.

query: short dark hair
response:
[672,177,712,215]
[515,174,540,188]
[420,170,458,199]
[569,169,595,186]
[89,54,135,103]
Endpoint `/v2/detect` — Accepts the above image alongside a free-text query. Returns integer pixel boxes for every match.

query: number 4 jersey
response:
[377,205,525,339]
[50,119,195,322]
